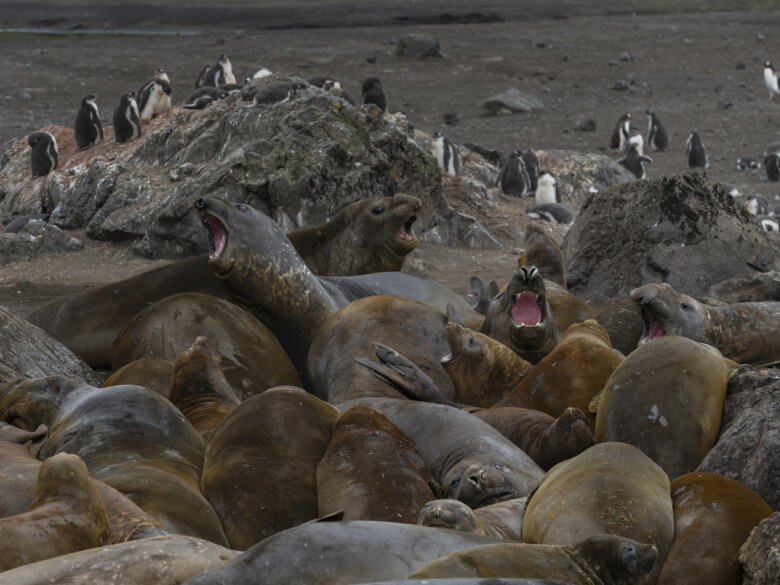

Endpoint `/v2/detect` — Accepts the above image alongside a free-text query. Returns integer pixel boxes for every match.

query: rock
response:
[456,212,500,249]
[396,33,442,58]
[708,271,780,302]
[575,118,596,132]
[697,366,780,509]
[740,512,780,585]
[757,33,766,41]
[619,52,633,61]
[718,99,734,110]
[443,112,460,125]
[563,172,779,302]
[483,88,544,115]
[614,79,630,91]
[736,61,747,70]
[0,219,82,262]
[0,305,101,385]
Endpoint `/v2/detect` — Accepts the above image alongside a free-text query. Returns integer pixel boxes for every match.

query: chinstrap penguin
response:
[112,91,141,143]
[646,109,669,151]
[745,194,769,216]
[764,61,780,100]
[253,81,308,105]
[74,93,103,150]
[521,149,539,192]
[618,142,653,179]
[431,131,459,177]
[184,87,231,109]
[498,149,531,195]
[525,203,574,225]
[535,170,561,204]
[763,142,780,181]
[736,157,761,171]
[361,76,387,113]
[28,131,58,177]
[610,113,631,153]
[685,131,708,169]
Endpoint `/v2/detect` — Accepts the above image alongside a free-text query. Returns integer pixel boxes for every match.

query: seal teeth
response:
[511,291,542,326]
[203,216,227,258]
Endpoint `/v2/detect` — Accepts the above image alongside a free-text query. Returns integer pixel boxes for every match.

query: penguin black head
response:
[509,149,522,158]
[765,61,773,69]
[433,131,444,139]
[155,67,166,76]
[82,94,98,104]
[218,53,230,63]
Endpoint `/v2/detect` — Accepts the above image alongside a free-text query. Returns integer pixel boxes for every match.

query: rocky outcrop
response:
[396,33,442,58]
[484,88,544,114]
[708,271,780,303]
[563,172,779,302]
[0,219,82,264]
[740,513,780,585]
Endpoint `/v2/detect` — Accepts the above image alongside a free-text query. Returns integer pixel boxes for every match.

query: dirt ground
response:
[1,1,780,317]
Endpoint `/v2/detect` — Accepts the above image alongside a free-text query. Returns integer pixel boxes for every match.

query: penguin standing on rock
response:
[205,54,236,87]
[195,63,211,89]
[137,78,172,121]
[525,203,574,225]
[74,94,103,150]
[763,142,780,181]
[745,194,769,216]
[361,76,387,113]
[535,170,561,204]
[646,109,669,151]
[498,149,531,195]
[763,61,780,100]
[113,91,141,143]
[431,131,459,177]
[521,149,539,192]
[685,131,708,169]
[617,142,653,179]
[28,131,58,177]
[183,87,231,109]
[610,113,631,153]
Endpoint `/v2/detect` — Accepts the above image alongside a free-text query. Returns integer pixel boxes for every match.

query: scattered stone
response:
[366,56,377,64]
[396,33,442,58]
[740,512,780,585]
[561,55,569,62]
[235,30,246,39]
[718,99,734,109]
[619,52,633,61]
[614,79,630,91]
[736,61,746,69]
[575,118,597,132]
[757,33,766,41]
[483,88,544,114]
[443,112,460,125]
[0,219,82,262]
[608,60,618,66]
[215,37,225,45]
[535,41,546,48]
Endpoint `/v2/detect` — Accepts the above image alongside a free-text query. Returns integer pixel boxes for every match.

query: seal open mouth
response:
[511,291,543,327]
[203,215,227,259]
[639,308,665,344]
[395,215,417,242]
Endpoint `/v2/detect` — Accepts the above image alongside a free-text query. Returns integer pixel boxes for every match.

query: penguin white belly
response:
[765,68,779,94]
[431,140,445,171]
[535,183,557,205]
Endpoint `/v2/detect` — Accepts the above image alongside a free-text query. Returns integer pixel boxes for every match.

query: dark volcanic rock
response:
[740,512,780,585]
[708,271,780,302]
[563,172,779,302]
[0,218,82,263]
[697,366,780,510]
[484,88,544,114]
[396,33,442,58]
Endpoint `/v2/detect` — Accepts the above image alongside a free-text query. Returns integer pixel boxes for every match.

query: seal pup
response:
[419,497,527,540]
[522,149,540,192]
[498,150,531,195]
[763,60,780,100]
[763,142,780,181]
[736,157,761,171]
[746,194,769,215]
[361,75,387,113]
[646,109,669,151]
[610,113,631,153]
[137,78,172,121]
[184,87,231,109]
[204,53,236,87]
[525,203,574,225]
[432,131,459,177]
[685,130,708,168]
[112,91,141,143]
[617,142,653,179]
[534,170,561,204]
[74,94,103,150]
[27,131,58,177]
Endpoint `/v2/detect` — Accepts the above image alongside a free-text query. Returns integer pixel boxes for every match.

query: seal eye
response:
[237,204,248,212]
[680,302,693,311]
[468,336,478,348]
[449,477,461,490]
[372,205,385,215]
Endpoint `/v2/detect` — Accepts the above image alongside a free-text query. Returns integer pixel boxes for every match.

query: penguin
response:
[431,131,459,177]
[617,142,653,179]
[758,216,779,232]
[195,63,212,89]
[248,67,273,80]
[521,149,539,192]
[685,131,708,169]
[736,157,761,171]
[28,131,58,177]
[498,150,531,196]
[763,61,780,100]
[154,67,170,83]
[254,81,308,105]
[535,170,561,204]
[73,94,103,150]
[627,134,644,156]
[745,194,769,216]
[763,142,780,181]
[183,87,231,109]
[137,78,172,121]
[645,109,669,152]
[112,91,141,143]
[610,113,631,153]
[361,76,387,113]
[525,203,574,225]
[308,76,340,89]
[322,79,357,105]
[205,54,236,87]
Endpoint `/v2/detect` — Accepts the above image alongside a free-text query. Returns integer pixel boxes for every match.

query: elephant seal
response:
[0,453,111,572]
[593,297,644,356]
[201,386,339,550]
[101,357,173,397]
[0,376,227,545]
[630,282,780,365]
[546,286,597,333]
[418,497,527,540]
[182,521,502,585]
[522,442,674,585]
[168,336,240,441]
[594,336,737,478]
[657,472,772,585]
[409,534,658,585]
[0,534,239,585]
[517,224,566,289]
[495,320,623,427]
[317,404,435,522]
[481,267,560,364]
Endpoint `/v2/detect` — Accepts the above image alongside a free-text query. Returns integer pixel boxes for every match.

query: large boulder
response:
[740,513,780,585]
[483,88,544,114]
[563,172,779,302]
[697,366,780,509]
[0,219,82,263]
[396,33,442,58]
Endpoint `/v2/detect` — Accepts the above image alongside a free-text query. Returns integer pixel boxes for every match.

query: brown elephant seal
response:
[101,357,173,397]
[0,453,111,572]
[593,297,644,356]
[112,292,300,400]
[287,193,421,275]
[496,320,623,427]
[0,534,240,585]
[546,286,597,333]
[201,386,339,550]
[631,282,780,365]
[595,336,737,478]
[474,406,594,470]
[409,534,657,585]
[317,404,435,522]
[181,521,502,585]
[657,472,772,585]
[168,336,240,441]
[522,442,674,584]
[481,267,560,364]
[0,376,227,545]
[418,497,527,540]
[517,224,567,289]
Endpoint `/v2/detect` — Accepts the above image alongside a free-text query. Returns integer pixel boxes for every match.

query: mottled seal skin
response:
[181,521,502,585]
[0,453,111,572]
[474,406,594,470]
[102,357,173,397]
[409,534,658,585]
[316,404,435,522]
[517,224,567,289]
[522,442,674,585]
[168,336,240,441]
[112,292,300,401]
[0,376,227,546]
[288,193,421,275]
[441,321,533,407]
[418,497,527,540]
[657,472,772,585]
[594,336,737,478]
[481,267,560,364]
[343,398,544,508]
[496,320,622,428]
[631,282,780,365]
[201,386,338,550]
[0,534,240,585]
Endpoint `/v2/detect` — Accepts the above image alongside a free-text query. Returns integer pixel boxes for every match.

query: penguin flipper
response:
[640,155,654,164]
